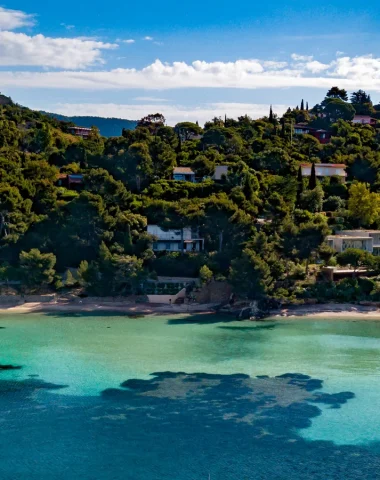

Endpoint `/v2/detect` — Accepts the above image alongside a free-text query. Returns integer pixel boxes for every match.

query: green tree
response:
[337,248,372,272]
[326,87,348,101]
[348,183,380,226]
[19,249,56,290]
[308,162,317,190]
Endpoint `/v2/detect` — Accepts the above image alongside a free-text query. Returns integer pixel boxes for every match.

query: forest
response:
[2,87,380,303]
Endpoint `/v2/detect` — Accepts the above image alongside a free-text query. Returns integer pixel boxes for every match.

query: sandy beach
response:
[1,300,380,320]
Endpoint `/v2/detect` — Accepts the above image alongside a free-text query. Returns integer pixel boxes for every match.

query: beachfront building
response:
[301,163,347,182]
[148,225,204,252]
[326,235,374,253]
[67,126,92,138]
[173,167,196,183]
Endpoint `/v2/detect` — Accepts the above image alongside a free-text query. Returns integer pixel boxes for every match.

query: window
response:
[165,243,171,250]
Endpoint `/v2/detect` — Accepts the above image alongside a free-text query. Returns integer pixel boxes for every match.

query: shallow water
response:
[1,313,380,479]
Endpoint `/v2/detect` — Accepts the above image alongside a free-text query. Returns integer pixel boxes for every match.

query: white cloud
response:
[305,60,330,73]
[291,53,314,62]
[3,54,380,91]
[0,6,35,30]
[123,39,135,44]
[144,36,153,41]
[49,102,289,126]
[0,31,117,69]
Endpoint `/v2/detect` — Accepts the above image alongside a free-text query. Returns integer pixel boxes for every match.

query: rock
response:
[0,365,21,370]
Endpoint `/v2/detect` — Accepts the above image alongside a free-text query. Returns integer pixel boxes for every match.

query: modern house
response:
[148,225,204,252]
[326,235,374,253]
[301,163,347,181]
[336,230,380,255]
[213,165,229,181]
[173,167,196,183]
[293,124,332,144]
[67,126,92,138]
[352,115,377,126]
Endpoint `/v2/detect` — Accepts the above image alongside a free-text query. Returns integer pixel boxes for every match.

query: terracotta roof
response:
[173,167,195,174]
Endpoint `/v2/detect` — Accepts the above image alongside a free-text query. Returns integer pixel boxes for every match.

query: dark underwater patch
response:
[0,370,379,480]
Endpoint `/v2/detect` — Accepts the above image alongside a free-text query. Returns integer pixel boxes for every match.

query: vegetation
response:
[2,89,380,303]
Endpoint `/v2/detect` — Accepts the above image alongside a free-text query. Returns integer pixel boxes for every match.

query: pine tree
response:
[308,163,317,190]
[300,99,305,110]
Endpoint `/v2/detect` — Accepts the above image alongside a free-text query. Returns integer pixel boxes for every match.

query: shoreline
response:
[1,301,380,320]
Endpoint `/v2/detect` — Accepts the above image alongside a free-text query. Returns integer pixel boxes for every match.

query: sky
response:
[1,1,380,125]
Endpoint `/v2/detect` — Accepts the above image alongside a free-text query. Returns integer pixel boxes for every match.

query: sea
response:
[1,312,380,479]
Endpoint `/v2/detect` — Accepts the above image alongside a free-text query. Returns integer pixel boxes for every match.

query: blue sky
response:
[1,1,380,124]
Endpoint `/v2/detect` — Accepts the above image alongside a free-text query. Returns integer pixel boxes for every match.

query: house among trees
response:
[352,115,377,125]
[147,225,204,252]
[293,124,332,144]
[336,230,380,256]
[301,163,347,181]
[212,165,229,181]
[57,174,84,189]
[67,126,92,138]
[173,167,196,183]
[326,234,374,254]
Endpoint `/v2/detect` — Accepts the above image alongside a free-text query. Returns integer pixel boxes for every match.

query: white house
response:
[336,230,380,255]
[326,235,374,253]
[148,225,204,252]
[301,163,347,181]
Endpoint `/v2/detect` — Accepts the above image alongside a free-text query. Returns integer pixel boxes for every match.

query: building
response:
[148,225,204,252]
[293,124,332,144]
[57,173,84,189]
[213,165,229,181]
[173,167,196,183]
[67,126,92,138]
[352,115,377,126]
[336,230,380,255]
[301,163,347,181]
[326,235,374,253]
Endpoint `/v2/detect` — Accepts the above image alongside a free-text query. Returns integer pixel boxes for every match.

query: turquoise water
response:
[1,313,380,479]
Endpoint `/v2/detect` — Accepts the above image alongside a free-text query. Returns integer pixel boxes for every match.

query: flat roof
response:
[301,163,346,168]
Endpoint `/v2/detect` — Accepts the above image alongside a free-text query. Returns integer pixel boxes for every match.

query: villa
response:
[67,126,92,138]
[147,225,204,252]
[352,115,377,126]
[326,231,380,254]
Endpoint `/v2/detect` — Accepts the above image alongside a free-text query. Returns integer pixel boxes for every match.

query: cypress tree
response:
[176,133,182,153]
[281,120,286,138]
[225,114,227,125]
[300,99,304,110]
[306,101,309,111]
[243,173,254,202]
[269,105,274,123]
[308,162,317,190]
[196,120,199,126]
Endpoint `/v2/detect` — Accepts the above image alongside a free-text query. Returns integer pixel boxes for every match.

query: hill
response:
[41,112,137,137]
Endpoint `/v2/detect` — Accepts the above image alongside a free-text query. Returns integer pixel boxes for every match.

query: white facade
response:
[337,230,380,254]
[326,235,373,253]
[147,225,204,252]
[301,164,347,178]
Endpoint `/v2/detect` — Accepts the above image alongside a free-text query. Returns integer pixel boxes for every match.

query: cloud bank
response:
[0,31,117,69]
[2,54,380,91]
